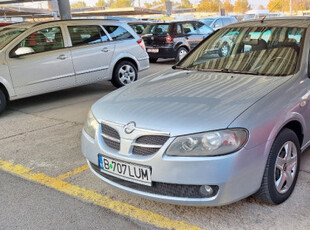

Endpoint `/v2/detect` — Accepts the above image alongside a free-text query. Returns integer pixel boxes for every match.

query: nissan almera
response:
[82,18,310,206]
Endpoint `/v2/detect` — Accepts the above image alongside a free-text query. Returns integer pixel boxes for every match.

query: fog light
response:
[200,185,214,197]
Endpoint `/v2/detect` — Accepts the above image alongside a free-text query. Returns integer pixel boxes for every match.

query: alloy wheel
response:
[118,65,136,85]
[274,141,298,194]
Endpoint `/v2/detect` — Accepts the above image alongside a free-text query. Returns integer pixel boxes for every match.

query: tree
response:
[145,0,168,10]
[110,0,134,7]
[197,0,219,12]
[222,0,234,12]
[233,0,251,13]
[180,0,193,9]
[267,0,287,12]
[258,4,266,10]
[71,1,87,8]
[268,0,310,12]
[96,0,106,7]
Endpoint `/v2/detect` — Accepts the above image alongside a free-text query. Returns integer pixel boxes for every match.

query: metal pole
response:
[57,0,72,20]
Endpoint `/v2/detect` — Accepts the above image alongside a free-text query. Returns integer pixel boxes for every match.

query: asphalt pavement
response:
[0,170,156,230]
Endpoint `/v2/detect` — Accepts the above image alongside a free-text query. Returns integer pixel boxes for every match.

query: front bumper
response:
[82,129,268,206]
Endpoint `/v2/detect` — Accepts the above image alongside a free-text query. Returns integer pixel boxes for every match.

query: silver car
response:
[0,19,149,114]
[82,17,310,206]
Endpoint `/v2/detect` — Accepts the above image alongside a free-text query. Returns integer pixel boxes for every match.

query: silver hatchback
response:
[82,17,310,206]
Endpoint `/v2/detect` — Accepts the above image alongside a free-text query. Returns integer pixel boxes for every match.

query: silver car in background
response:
[82,17,310,206]
[0,19,149,114]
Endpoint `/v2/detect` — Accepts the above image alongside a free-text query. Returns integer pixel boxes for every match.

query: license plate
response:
[98,154,152,186]
[147,48,159,53]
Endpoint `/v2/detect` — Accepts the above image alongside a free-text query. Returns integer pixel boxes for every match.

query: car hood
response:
[92,70,290,136]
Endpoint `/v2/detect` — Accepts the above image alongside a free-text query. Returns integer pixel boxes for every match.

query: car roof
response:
[227,16,310,28]
[4,19,123,29]
[148,20,200,24]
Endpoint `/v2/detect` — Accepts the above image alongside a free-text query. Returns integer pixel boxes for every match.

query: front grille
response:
[90,162,218,198]
[101,124,120,150]
[133,135,170,156]
[136,135,169,145]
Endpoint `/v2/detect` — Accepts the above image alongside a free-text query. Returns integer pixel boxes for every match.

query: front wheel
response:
[254,128,300,204]
[0,89,7,115]
[111,61,137,88]
[176,47,188,62]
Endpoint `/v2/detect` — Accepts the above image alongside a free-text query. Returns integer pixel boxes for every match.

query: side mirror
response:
[14,47,35,57]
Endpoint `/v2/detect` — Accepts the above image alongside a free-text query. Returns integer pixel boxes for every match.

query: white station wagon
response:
[0,19,149,114]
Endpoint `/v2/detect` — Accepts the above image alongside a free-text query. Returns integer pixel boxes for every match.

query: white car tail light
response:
[137,39,146,51]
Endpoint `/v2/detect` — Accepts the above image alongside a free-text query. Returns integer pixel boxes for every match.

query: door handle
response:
[57,54,68,60]
[101,47,110,52]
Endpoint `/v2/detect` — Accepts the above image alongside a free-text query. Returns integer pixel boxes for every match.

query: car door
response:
[181,22,201,49]
[68,25,115,85]
[196,22,213,40]
[7,26,75,97]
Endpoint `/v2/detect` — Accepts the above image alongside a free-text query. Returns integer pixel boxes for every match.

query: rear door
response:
[68,25,115,85]
[196,22,213,39]
[181,22,201,49]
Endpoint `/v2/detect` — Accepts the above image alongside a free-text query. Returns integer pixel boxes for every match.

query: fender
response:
[267,111,306,148]
[0,76,15,100]
[173,41,189,51]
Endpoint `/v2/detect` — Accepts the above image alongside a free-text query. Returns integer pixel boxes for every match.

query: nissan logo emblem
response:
[124,121,136,134]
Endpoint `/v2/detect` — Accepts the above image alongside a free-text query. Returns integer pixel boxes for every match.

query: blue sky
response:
[70,0,270,9]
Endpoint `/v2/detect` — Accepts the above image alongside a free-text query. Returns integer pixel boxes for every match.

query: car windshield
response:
[202,18,215,26]
[142,24,170,35]
[0,27,26,49]
[178,26,305,77]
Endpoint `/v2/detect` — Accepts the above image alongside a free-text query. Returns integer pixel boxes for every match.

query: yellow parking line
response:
[56,164,89,180]
[0,158,202,230]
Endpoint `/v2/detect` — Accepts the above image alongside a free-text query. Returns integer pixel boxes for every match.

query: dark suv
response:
[142,20,213,62]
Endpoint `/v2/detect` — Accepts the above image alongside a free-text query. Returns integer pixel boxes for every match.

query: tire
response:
[111,61,137,88]
[219,42,230,57]
[176,47,188,62]
[254,128,300,204]
[0,89,7,115]
[149,58,158,63]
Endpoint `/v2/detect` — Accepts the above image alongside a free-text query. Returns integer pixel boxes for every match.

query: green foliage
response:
[95,0,106,7]
[233,0,251,13]
[180,0,193,9]
[197,0,219,12]
[110,0,134,8]
[71,1,87,8]
[222,0,234,12]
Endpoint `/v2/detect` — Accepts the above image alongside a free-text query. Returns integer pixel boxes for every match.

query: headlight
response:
[83,111,99,139]
[166,129,248,157]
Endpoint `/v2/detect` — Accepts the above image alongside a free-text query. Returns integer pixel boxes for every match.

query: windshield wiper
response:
[220,68,259,75]
[172,65,192,71]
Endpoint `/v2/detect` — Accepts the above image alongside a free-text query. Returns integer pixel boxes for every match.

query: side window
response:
[182,23,197,35]
[68,25,103,46]
[14,27,64,54]
[176,24,182,34]
[214,19,223,28]
[131,24,145,35]
[196,22,213,34]
[222,18,229,26]
[103,26,134,40]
